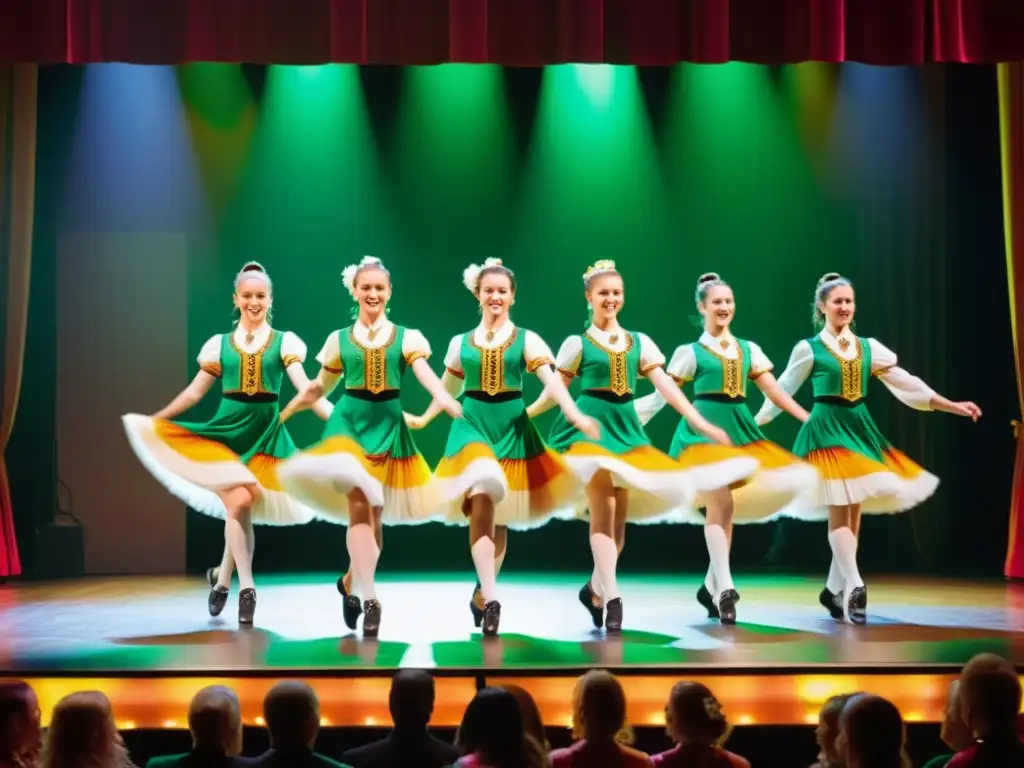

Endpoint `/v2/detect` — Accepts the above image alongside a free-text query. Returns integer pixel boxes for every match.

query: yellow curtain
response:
[999,62,1024,578]
[0,64,37,578]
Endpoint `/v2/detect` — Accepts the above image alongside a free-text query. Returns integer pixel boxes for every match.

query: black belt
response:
[223,392,278,403]
[694,393,746,404]
[465,391,522,403]
[345,389,401,402]
[814,395,865,408]
[583,389,634,404]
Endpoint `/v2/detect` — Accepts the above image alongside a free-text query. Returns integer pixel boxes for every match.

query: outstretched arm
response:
[285,363,334,420]
[535,364,600,440]
[748,343,808,422]
[526,372,571,419]
[870,339,981,420]
[754,341,813,426]
[411,357,462,420]
[635,343,694,426]
[647,367,731,446]
[152,371,218,420]
[527,336,580,419]
[406,369,463,429]
[281,367,342,423]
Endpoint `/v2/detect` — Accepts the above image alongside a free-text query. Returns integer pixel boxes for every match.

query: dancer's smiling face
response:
[699,284,734,332]
[819,284,856,330]
[585,273,624,324]
[355,267,391,322]
[234,277,271,327]
[477,272,514,321]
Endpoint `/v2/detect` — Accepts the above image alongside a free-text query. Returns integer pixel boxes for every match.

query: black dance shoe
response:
[819,587,844,620]
[336,575,363,631]
[718,589,740,625]
[697,584,720,619]
[604,597,623,633]
[847,586,867,625]
[470,581,484,627]
[579,582,604,629]
[208,586,229,617]
[238,588,257,625]
[482,600,501,636]
[362,599,381,638]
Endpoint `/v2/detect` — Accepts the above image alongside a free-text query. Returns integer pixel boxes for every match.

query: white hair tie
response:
[462,257,506,295]
[341,256,386,299]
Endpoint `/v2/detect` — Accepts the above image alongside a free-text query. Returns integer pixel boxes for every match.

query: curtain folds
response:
[0,64,36,579]
[1000,63,1024,579]
[2,0,1024,65]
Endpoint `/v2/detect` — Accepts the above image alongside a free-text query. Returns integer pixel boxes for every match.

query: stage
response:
[1,572,1021,728]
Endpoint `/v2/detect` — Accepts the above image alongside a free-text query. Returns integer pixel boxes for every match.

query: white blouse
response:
[555,325,666,378]
[197,324,306,375]
[315,319,431,373]
[753,327,937,426]
[633,332,771,425]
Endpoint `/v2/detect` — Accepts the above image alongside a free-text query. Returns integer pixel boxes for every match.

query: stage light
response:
[737,714,754,725]
[572,64,616,108]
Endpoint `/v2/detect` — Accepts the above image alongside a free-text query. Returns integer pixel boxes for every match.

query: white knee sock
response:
[590,565,603,598]
[825,556,845,594]
[346,523,380,601]
[215,542,234,590]
[704,524,734,594]
[590,533,621,601]
[827,527,865,590]
[471,537,498,603]
[225,518,254,591]
[704,565,716,596]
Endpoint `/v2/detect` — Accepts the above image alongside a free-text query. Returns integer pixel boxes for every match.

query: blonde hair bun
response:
[341,256,387,299]
[462,257,508,295]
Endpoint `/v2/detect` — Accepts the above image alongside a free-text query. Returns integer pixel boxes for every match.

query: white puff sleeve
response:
[280,331,308,368]
[402,328,432,366]
[197,335,223,378]
[524,330,556,374]
[748,341,774,380]
[315,332,343,374]
[868,339,936,411]
[754,340,813,425]
[440,335,466,397]
[555,336,584,378]
[634,344,693,425]
[638,333,666,377]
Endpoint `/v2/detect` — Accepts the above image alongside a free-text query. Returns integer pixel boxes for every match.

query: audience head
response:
[501,684,550,752]
[939,679,973,752]
[456,687,546,768]
[959,652,1022,738]
[572,670,630,744]
[816,693,857,765]
[389,669,435,730]
[41,690,127,768]
[263,681,320,750]
[0,681,41,766]
[665,681,730,747]
[836,694,907,768]
[188,685,242,756]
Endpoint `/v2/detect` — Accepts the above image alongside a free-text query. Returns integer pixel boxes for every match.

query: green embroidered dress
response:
[546,327,697,523]
[755,328,939,517]
[433,322,578,530]
[122,324,315,525]
[277,321,436,524]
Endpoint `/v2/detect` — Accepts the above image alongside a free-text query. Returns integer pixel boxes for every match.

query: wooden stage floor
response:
[1,572,1021,727]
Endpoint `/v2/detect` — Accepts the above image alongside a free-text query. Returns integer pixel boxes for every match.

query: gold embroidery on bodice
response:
[349,326,397,395]
[825,337,864,401]
[700,342,744,398]
[229,331,274,395]
[584,332,634,396]
[472,328,519,396]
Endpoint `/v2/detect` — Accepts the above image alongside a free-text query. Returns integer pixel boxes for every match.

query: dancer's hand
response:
[404,412,427,430]
[572,413,601,441]
[708,426,733,447]
[440,395,463,420]
[280,381,324,424]
[951,401,982,421]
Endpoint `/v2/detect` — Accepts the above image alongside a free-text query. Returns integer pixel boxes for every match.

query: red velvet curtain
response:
[2,0,1024,65]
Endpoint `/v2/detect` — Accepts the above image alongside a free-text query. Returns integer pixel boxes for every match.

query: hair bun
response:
[818,271,842,285]
[697,272,721,285]
[240,260,266,274]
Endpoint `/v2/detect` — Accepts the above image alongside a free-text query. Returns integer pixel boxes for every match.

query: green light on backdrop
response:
[572,64,616,108]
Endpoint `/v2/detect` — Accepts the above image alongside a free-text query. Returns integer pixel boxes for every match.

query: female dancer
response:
[277,256,462,637]
[122,261,327,624]
[407,258,599,637]
[635,272,819,625]
[755,272,981,624]
[527,261,742,632]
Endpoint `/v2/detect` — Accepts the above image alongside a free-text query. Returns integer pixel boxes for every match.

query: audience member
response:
[146,686,243,768]
[649,681,748,768]
[41,690,137,768]
[501,686,550,754]
[835,694,909,768]
[0,682,41,768]
[811,693,857,768]
[948,653,1024,767]
[240,681,348,768]
[340,670,457,768]
[454,687,547,768]
[550,670,650,768]
[922,680,972,768]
